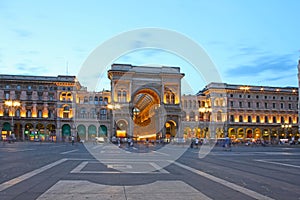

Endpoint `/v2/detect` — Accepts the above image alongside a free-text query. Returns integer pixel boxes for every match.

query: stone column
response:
[22,126,25,141]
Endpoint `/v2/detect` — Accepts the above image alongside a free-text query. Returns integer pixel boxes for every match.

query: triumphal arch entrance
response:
[107,64,184,141]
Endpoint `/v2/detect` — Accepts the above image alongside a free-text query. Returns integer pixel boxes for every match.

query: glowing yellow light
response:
[240,86,250,90]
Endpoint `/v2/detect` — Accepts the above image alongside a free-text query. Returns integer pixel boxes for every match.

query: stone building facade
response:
[1,62,299,142]
[181,82,299,142]
[0,75,80,141]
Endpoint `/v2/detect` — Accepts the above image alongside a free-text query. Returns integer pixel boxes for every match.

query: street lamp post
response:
[4,100,21,140]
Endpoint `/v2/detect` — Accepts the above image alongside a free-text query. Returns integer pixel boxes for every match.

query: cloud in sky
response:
[224,53,297,87]
[12,29,32,38]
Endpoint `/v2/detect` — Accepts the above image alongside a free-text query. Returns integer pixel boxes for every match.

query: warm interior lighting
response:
[240,86,250,91]
[107,104,121,110]
[5,100,21,107]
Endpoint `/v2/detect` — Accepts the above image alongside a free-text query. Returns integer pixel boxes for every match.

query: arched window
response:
[171,94,175,104]
[166,93,170,104]
[104,97,108,104]
[281,116,284,123]
[217,111,222,122]
[80,108,86,118]
[289,116,292,124]
[38,110,42,118]
[16,109,20,117]
[100,109,107,120]
[265,116,268,123]
[26,110,32,117]
[190,111,195,121]
[90,108,96,119]
[248,116,252,123]
[48,110,53,118]
[239,115,243,122]
[84,96,88,104]
[67,93,72,101]
[94,96,98,104]
[273,116,277,123]
[256,116,260,123]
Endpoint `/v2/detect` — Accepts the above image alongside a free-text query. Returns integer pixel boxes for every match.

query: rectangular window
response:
[239,102,242,108]
[248,102,251,108]
[256,102,260,108]
[265,102,268,109]
[288,104,292,109]
[230,115,234,122]
[5,92,10,99]
[273,103,276,109]
[230,101,233,107]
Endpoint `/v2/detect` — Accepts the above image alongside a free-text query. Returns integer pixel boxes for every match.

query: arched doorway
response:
[99,125,107,137]
[165,120,176,139]
[77,125,86,141]
[116,120,127,138]
[228,128,236,139]
[24,123,34,141]
[62,124,71,141]
[1,122,11,140]
[47,124,56,142]
[216,128,224,138]
[254,128,261,139]
[184,127,191,139]
[130,88,161,140]
[237,128,244,139]
[88,125,97,140]
[36,123,45,141]
[262,128,270,141]
[246,128,253,138]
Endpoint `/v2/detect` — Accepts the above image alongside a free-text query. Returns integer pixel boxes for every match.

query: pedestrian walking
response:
[195,138,199,148]
[71,135,75,145]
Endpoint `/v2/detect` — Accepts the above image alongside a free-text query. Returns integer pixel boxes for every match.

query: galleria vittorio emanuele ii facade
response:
[0,62,299,143]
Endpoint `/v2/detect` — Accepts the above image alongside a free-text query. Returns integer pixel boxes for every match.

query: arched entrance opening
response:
[62,124,71,141]
[36,123,45,141]
[14,123,22,140]
[99,125,107,137]
[216,128,224,138]
[130,88,161,140]
[270,128,278,143]
[228,128,236,139]
[116,120,127,138]
[184,127,191,139]
[254,128,261,139]
[165,120,176,140]
[246,128,253,138]
[1,122,11,141]
[262,128,270,141]
[77,125,86,141]
[47,124,56,142]
[88,125,97,140]
[237,128,244,139]
[24,123,34,141]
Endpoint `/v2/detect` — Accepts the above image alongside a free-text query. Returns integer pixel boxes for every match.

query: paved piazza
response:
[0,142,300,200]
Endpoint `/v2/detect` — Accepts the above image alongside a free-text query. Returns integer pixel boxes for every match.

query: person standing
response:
[71,134,75,145]
[195,138,199,148]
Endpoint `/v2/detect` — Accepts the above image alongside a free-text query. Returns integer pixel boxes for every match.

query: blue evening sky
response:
[0,0,299,94]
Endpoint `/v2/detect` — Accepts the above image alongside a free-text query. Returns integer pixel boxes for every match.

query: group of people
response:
[190,138,200,148]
